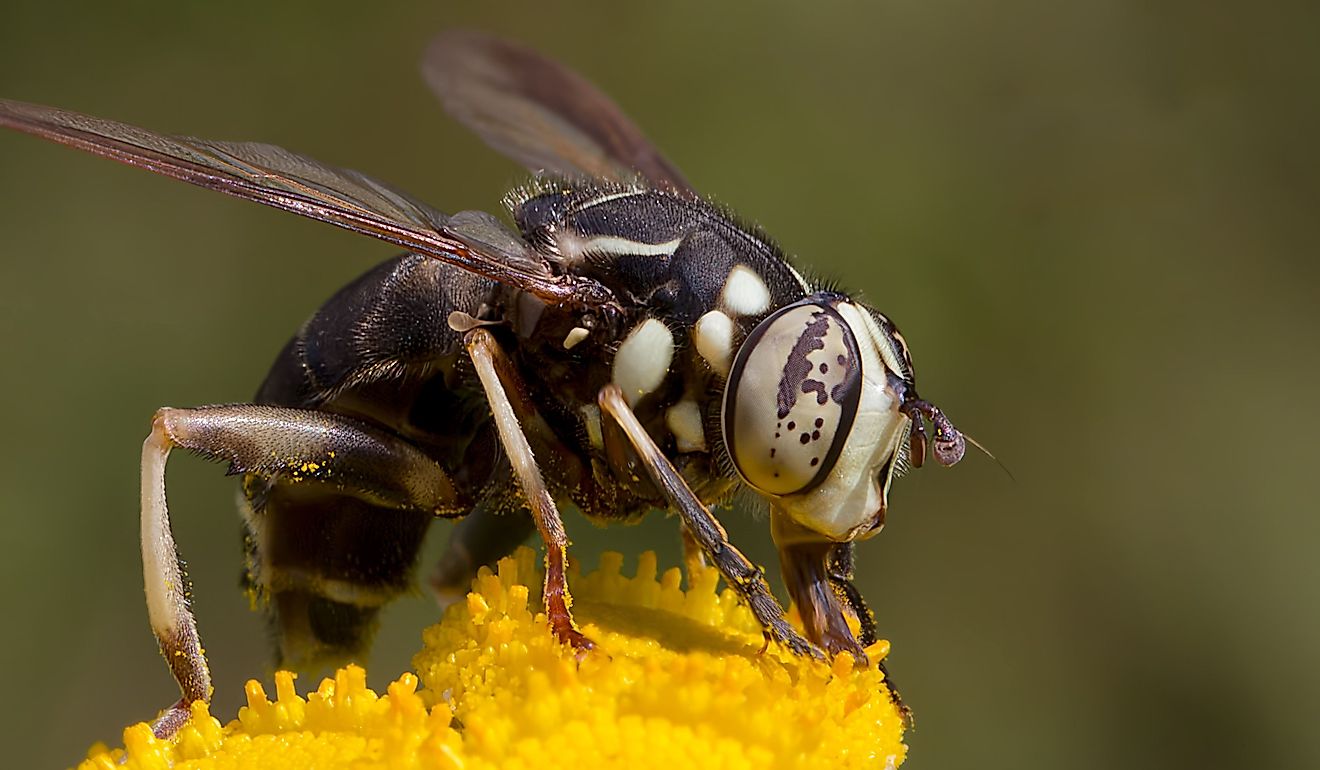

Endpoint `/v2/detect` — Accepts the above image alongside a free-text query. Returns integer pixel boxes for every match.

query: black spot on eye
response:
[814,417,824,429]
[774,432,780,439]
[801,378,829,405]
[831,352,857,403]
[812,430,821,440]
[820,362,829,374]
[787,421,796,430]
[770,448,776,458]
[799,433,811,444]
[810,457,819,466]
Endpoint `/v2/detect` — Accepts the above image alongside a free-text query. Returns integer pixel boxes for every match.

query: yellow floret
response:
[79,548,906,769]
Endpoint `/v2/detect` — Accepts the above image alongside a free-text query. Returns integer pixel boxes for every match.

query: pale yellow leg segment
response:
[464,329,593,652]
[141,410,213,738]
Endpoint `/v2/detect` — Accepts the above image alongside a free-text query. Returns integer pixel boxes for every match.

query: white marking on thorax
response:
[562,326,590,350]
[579,404,604,450]
[784,262,812,292]
[555,232,683,264]
[584,235,683,257]
[720,264,772,316]
[576,189,646,209]
[612,318,675,405]
[693,310,735,377]
[665,400,707,453]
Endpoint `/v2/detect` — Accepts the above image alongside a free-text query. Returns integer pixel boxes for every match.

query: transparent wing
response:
[0,98,583,302]
[423,29,692,194]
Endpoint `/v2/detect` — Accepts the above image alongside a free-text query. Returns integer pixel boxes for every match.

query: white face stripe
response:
[720,264,772,316]
[693,310,735,377]
[850,304,908,379]
[665,400,707,453]
[612,318,675,406]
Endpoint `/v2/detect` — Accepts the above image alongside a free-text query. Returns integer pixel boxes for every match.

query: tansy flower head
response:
[79,548,907,769]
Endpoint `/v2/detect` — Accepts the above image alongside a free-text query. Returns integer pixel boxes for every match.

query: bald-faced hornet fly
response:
[0,30,965,736]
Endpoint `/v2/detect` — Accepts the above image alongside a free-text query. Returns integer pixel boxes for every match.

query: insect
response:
[0,30,965,736]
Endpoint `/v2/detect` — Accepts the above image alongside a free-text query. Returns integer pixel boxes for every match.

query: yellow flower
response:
[79,548,907,769]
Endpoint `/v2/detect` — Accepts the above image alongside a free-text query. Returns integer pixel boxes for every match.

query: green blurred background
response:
[1,2,1316,768]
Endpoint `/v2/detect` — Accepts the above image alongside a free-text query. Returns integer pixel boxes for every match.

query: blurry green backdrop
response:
[1,2,1316,768]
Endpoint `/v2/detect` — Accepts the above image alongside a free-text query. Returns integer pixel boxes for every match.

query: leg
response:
[824,542,911,725]
[777,539,869,663]
[464,329,593,651]
[597,384,822,660]
[826,542,877,646]
[141,404,460,737]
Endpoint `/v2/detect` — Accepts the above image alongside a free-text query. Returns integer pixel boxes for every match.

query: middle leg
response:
[464,328,593,651]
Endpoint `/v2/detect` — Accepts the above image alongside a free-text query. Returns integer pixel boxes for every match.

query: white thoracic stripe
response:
[577,189,646,209]
[583,235,684,257]
[784,261,812,292]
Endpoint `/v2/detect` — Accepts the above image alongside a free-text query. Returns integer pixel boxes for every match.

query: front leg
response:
[597,384,822,660]
[776,537,869,664]
[464,328,593,652]
[825,542,878,646]
[824,541,911,725]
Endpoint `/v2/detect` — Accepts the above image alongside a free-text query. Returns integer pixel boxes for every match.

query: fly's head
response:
[721,292,964,546]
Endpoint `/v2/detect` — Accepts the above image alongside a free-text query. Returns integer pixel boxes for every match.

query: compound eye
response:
[722,300,863,496]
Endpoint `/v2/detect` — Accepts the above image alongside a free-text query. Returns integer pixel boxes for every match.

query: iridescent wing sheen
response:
[0,98,585,303]
[422,29,692,194]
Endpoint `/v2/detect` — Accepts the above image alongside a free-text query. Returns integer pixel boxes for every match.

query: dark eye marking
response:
[830,350,856,403]
[776,311,831,419]
[801,377,829,405]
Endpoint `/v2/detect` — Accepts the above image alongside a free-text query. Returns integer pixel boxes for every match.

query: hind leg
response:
[141,404,460,737]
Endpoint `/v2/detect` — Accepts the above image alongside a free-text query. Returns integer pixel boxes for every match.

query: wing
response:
[0,98,589,304]
[423,29,692,194]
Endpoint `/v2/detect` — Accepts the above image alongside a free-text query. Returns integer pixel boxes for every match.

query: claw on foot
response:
[552,623,596,660]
